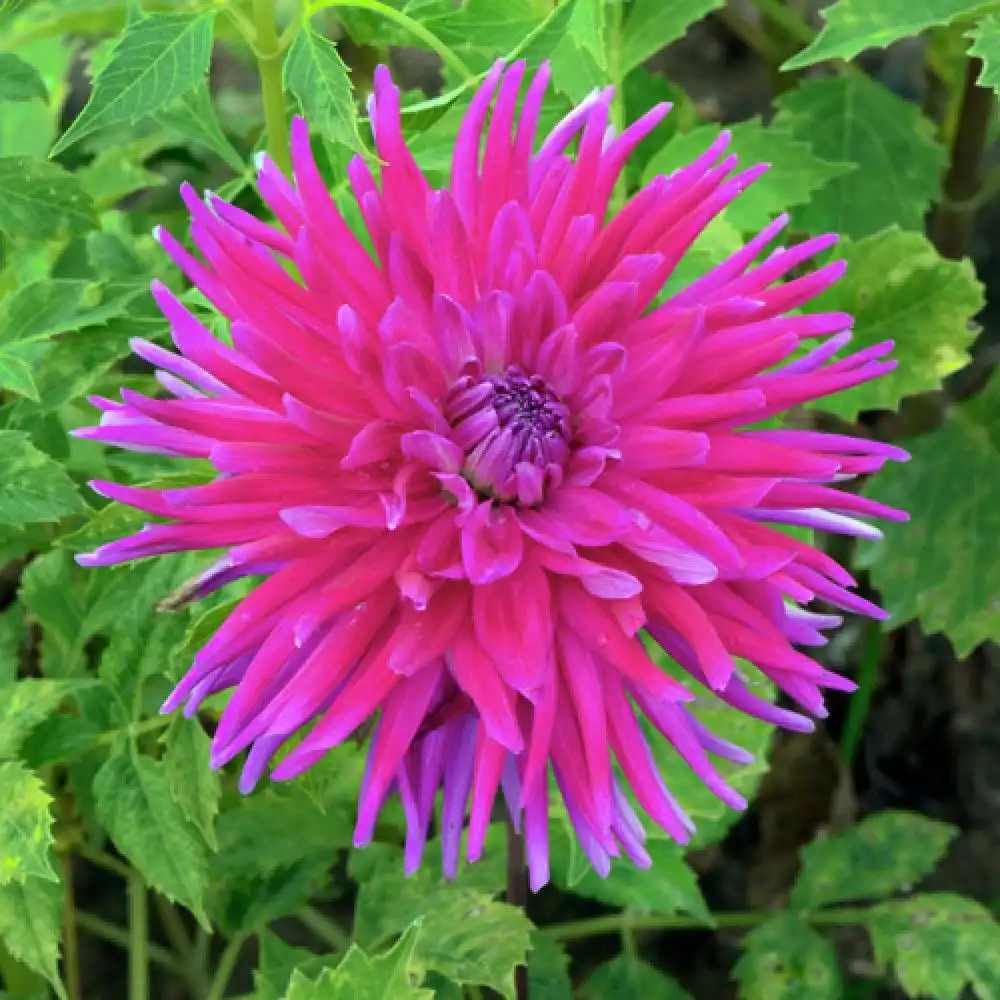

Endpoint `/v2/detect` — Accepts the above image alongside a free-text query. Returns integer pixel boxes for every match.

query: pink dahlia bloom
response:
[77,61,906,888]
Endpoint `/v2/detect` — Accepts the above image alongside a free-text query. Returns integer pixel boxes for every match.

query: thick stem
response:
[506,818,529,1000]
[253,0,291,175]
[934,57,994,260]
[128,874,149,1000]
[62,855,83,1000]
[75,913,181,977]
[205,935,247,1000]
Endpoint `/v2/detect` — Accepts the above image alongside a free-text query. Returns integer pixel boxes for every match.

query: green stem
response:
[75,841,133,879]
[307,0,474,82]
[155,897,213,999]
[749,0,816,46]
[546,906,873,942]
[93,715,172,748]
[76,912,181,976]
[840,621,882,764]
[62,855,83,1000]
[205,935,247,1000]
[297,906,351,951]
[128,874,149,1000]
[608,0,627,214]
[254,0,291,175]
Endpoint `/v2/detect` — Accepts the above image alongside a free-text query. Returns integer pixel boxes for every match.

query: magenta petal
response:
[461,502,524,584]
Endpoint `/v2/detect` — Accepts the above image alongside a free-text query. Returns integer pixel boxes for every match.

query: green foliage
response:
[160,718,221,850]
[0,432,85,525]
[0,877,64,998]
[969,14,1000,92]
[773,75,945,238]
[581,954,693,1000]
[93,751,210,926]
[0,52,47,102]
[866,894,1000,999]
[811,227,984,419]
[619,0,723,75]
[0,762,56,886]
[785,0,979,69]
[790,811,958,910]
[860,369,1000,655]
[0,158,97,239]
[52,11,217,154]
[735,914,842,1000]
[282,924,431,1000]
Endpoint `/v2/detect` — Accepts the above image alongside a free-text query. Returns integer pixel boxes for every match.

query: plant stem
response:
[308,0,474,82]
[840,621,882,764]
[93,715,173,748]
[750,0,816,46]
[935,56,995,259]
[74,840,133,879]
[155,897,213,998]
[547,905,874,942]
[76,912,181,975]
[298,905,351,951]
[128,874,149,1000]
[62,855,83,1000]
[253,0,291,175]
[506,818,529,1000]
[206,935,247,1000]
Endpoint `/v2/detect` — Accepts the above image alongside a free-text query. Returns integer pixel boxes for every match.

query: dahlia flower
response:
[77,60,906,889]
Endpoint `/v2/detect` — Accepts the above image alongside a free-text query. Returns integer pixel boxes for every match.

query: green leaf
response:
[643,120,854,233]
[773,75,945,238]
[284,28,365,155]
[93,751,209,925]
[0,763,55,886]
[866,893,1000,1000]
[77,147,165,204]
[790,811,957,910]
[0,679,86,760]
[0,158,97,239]
[784,0,976,69]
[253,932,332,1000]
[0,877,64,999]
[0,353,39,401]
[581,954,692,1000]
[619,0,723,75]
[528,931,573,1000]
[0,52,47,102]
[550,0,608,103]
[153,81,245,173]
[431,0,557,73]
[51,11,216,155]
[810,227,984,419]
[282,923,431,1000]
[161,719,220,850]
[734,913,841,1000]
[0,431,85,526]
[969,15,1000,93]
[551,824,712,924]
[0,279,89,349]
[858,370,1000,656]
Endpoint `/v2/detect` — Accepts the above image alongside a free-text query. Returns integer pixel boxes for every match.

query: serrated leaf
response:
[161,719,220,850]
[773,75,945,238]
[734,913,841,1000]
[550,0,608,103]
[785,0,975,69]
[643,120,854,233]
[284,28,365,155]
[0,280,89,349]
[431,0,556,72]
[811,227,984,419]
[0,763,55,886]
[283,923,431,1000]
[93,752,209,925]
[0,877,64,999]
[867,893,1000,1000]
[78,148,165,204]
[153,81,245,173]
[0,679,86,760]
[0,431,85,525]
[791,811,957,910]
[619,0,723,74]
[969,15,1000,93]
[0,157,97,239]
[581,954,692,1000]
[51,11,216,155]
[0,353,38,400]
[253,932,333,1000]
[0,52,47,102]
[858,371,1000,655]
[552,824,712,924]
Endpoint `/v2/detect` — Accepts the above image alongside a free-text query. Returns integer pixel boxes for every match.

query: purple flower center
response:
[445,366,571,504]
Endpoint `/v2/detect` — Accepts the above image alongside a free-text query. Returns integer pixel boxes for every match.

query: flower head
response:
[77,61,906,888]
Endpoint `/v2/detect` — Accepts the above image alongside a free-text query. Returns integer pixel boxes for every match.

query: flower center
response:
[444,367,571,505]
